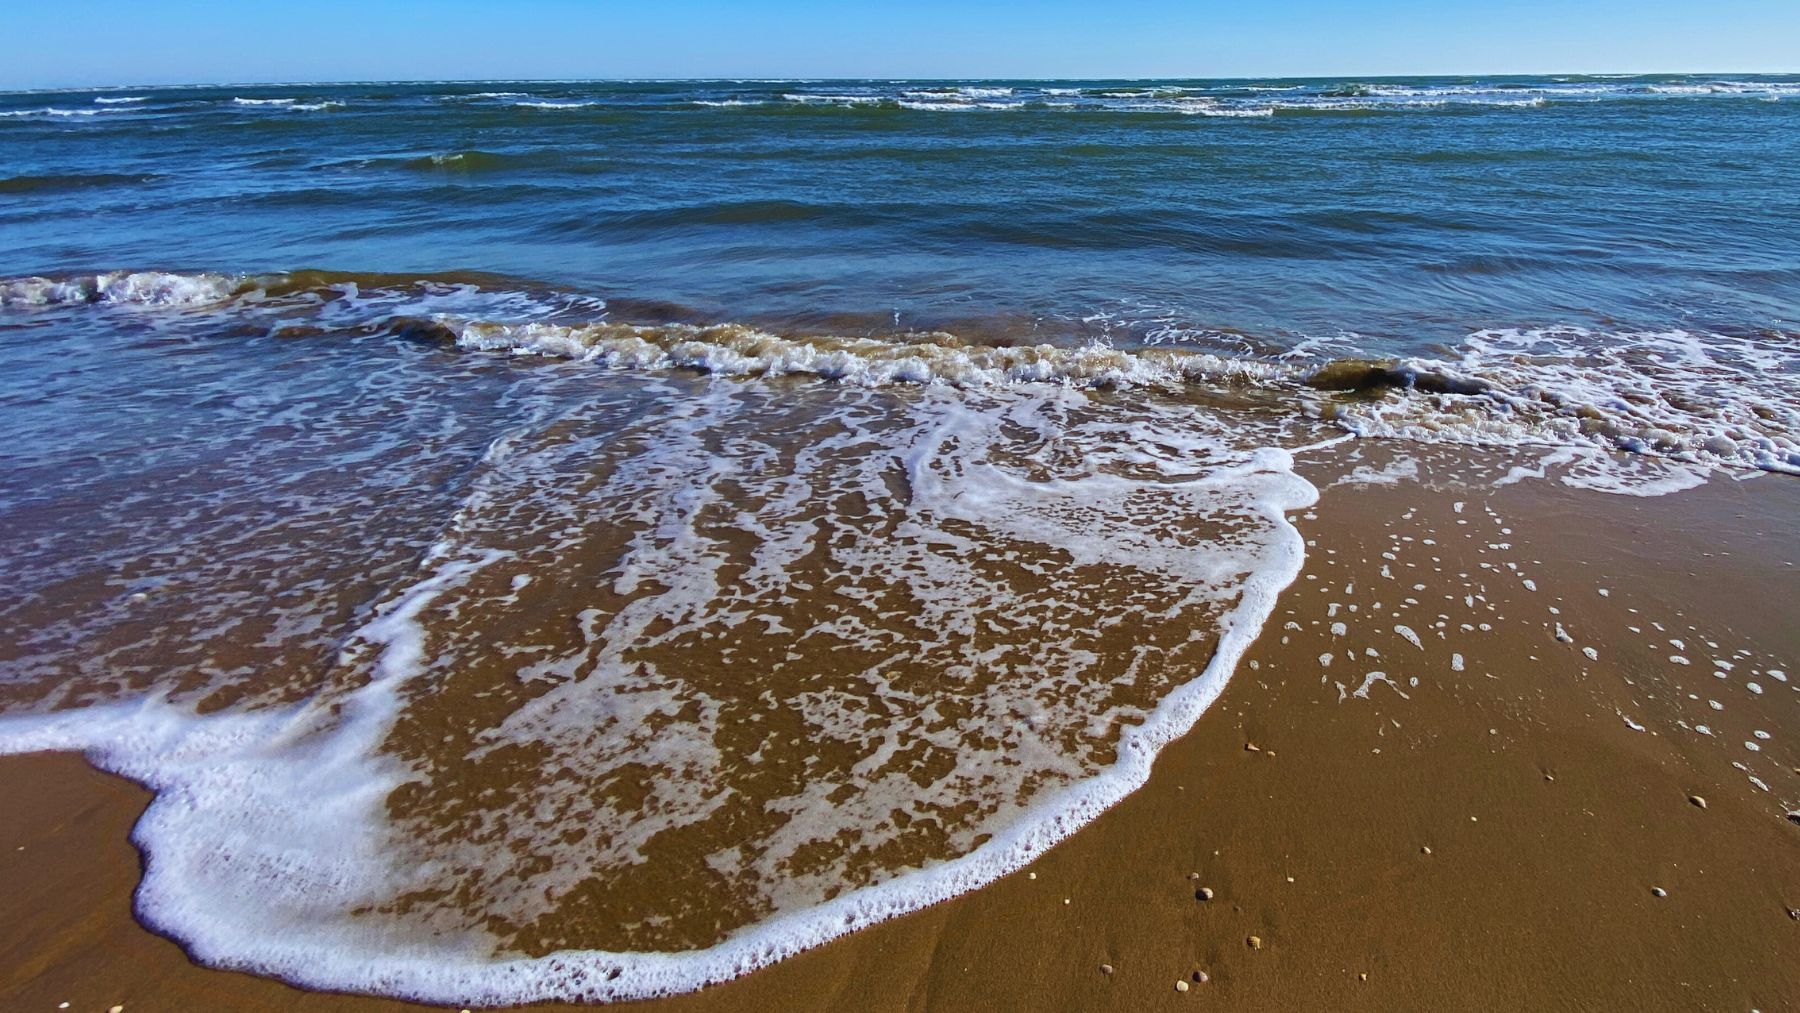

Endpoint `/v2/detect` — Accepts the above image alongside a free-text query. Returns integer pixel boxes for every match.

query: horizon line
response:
[6,68,1800,94]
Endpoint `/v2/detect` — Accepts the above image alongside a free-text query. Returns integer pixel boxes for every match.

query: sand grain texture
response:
[4,445,1798,1012]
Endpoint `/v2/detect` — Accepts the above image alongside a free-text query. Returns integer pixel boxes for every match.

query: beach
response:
[6,440,1797,1011]
[2,74,1799,1008]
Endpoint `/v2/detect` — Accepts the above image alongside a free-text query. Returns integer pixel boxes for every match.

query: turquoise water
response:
[4,75,1799,348]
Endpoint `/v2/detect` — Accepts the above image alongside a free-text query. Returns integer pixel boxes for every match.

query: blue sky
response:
[6,0,1796,88]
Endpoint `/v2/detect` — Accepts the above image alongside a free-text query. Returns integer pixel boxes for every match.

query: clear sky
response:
[6,0,1797,89]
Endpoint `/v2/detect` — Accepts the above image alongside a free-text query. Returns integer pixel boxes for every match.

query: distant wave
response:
[0,107,112,119]
[0,172,154,194]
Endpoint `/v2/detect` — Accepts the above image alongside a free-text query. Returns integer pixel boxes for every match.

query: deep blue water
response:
[4,75,1799,351]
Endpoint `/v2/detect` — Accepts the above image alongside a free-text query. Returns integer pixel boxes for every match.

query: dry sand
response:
[5,442,1799,1011]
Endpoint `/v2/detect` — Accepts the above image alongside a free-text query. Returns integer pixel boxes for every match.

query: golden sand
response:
[4,442,1798,1010]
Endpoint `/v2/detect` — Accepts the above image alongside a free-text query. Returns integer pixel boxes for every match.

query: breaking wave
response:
[4,270,1795,479]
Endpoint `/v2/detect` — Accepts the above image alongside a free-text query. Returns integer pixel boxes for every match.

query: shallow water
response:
[0,75,1797,1002]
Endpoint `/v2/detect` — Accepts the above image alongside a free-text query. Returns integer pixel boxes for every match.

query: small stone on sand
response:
[1192,970,1209,983]
[1245,742,1261,752]
[1247,935,1263,950]
[1196,886,1215,901]
[1175,979,1190,992]
[1100,963,1114,975]
[110,1007,125,1013]
[1188,872,1200,880]
[1360,972,1369,981]
[1028,872,1036,879]
[1689,795,1707,809]
[1651,886,1667,897]
[1421,845,1432,855]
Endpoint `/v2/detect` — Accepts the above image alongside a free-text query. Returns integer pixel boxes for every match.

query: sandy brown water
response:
[5,440,1797,1011]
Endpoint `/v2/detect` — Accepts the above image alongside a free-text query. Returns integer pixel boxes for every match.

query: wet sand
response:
[5,442,1799,1011]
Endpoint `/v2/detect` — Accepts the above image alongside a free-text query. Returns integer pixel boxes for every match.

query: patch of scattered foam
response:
[0,377,1317,1003]
[1331,457,1420,487]
[1324,326,1800,485]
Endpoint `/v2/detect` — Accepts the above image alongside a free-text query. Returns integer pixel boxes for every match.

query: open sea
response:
[1,76,1797,1001]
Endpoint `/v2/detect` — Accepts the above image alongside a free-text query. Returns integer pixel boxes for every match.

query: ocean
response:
[1,75,1797,1002]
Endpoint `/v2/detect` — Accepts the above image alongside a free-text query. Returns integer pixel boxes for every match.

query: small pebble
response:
[1100,963,1114,975]
[110,1007,125,1013]
[1175,979,1190,993]
[1028,872,1036,880]
[1247,935,1263,950]
[1689,795,1707,810]
[1195,886,1215,901]
[1420,846,1432,855]
[1651,887,1667,897]
[1188,872,1200,880]
[1244,742,1261,752]
[1191,969,1209,983]
[1360,972,1369,981]
[1786,811,1800,827]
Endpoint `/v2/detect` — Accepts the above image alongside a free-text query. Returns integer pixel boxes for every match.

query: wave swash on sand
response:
[0,270,1795,1001]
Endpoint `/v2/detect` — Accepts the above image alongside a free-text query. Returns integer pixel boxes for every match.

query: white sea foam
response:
[781,92,885,105]
[1321,327,1800,480]
[447,316,1292,389]
[94,95,150,104]
[0,379,1316,1003]
[233,97,295,106]
[5,272,1795,492]
[0,270,244,307]
[0,106,109,118]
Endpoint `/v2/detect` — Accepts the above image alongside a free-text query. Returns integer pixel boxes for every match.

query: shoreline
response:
[5,441,1799,1010]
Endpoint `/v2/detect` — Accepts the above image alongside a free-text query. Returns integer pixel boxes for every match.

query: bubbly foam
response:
[0,270,246,307]
[3,270,1794,486]
[1316,328,1800,478]
[0,366,1315,1002]
[4,265,1799,1002]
